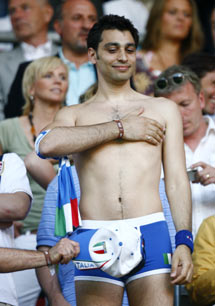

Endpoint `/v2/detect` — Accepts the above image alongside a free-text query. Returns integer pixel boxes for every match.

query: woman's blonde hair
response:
[142,0,204,60]
[22,56,68,115]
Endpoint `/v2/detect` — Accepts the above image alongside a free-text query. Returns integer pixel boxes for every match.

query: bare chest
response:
[76,102,164,126]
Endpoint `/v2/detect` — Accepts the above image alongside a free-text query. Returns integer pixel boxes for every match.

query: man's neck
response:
[62,47,89,68]
[184,118,208,151]
[22,32,49,47]
[96,79,134,104]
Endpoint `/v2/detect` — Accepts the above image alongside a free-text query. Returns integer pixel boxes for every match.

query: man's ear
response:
[199,90,205,110]
[88,48,97,64]
[53,20,62,36]
[43,4,54,24]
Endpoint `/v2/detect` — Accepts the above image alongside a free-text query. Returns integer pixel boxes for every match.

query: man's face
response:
[200,71,215,115]
[166,82,205,138]
[54,0,97,54]
[8,0,52,42]
[89,29,136,84]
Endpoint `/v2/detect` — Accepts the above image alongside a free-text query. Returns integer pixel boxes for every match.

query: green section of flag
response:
[55,207,66,236]
[163,253,171,265]
[93,241,104,248]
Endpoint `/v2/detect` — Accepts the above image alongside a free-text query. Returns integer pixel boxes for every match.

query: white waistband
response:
[81,212,165,229]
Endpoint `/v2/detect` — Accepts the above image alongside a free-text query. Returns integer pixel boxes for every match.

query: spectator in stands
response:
[0,56,68,306]
[133,0,204,95]
[182,52,215,117]
[0,0,57,120]
[186,215,215,305]
[0,152,32,306]
[5,0,98,118]
[154,65,215,240]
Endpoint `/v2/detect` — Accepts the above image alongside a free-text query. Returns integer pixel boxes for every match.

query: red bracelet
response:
[114,120,124,139]
[43,250,52,266]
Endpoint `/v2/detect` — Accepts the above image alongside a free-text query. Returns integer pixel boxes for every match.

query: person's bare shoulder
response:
[155,96,180,118]
[153,97,182,131]
[49,104,83,128]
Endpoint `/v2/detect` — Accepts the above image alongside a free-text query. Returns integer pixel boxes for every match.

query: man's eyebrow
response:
[179,99,191,104]
[104,42,136,48]
[104,42,119,48]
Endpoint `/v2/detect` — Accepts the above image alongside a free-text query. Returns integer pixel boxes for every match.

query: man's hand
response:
[49,238,80,265]
[121,108,166,145]
[170,245,193,285]
[191,162,215,186]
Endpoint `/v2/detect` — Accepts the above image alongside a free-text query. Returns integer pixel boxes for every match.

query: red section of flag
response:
[94,250,105,254]
[70,198,79,227]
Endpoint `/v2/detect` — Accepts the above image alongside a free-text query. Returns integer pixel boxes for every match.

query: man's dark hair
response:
[182,52,215,79]
[87,14,139,51]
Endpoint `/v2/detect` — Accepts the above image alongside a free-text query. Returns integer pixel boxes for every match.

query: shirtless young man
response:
[36,15,193,306]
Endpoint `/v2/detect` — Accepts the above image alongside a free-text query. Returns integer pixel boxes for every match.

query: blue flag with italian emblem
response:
[55,157,81,236]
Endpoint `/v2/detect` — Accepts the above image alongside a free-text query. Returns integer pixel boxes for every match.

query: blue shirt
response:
[37,167,175,305]
[59,48,97,106]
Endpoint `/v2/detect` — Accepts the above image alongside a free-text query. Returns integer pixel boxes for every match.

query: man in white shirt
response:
[0,0,58,120]
[0,153,32,306]
[154,65,215,239]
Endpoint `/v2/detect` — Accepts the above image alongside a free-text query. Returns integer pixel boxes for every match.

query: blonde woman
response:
[0,56,68,306]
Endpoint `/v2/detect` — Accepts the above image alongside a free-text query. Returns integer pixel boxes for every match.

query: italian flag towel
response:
[55,157,81,236]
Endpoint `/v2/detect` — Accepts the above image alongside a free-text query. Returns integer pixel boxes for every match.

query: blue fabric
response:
[175,230,193,253]
[59,48,97,106]
[159,179,176,250]
[37,170,175,305]
[74,220,172,285]
[37,166,80,305]
[56,157,80,236]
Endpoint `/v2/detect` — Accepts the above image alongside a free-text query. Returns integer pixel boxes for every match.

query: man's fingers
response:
[191,161,206,169]
[50,238,80,264]
[126,107,144,117]
[171,261,193,285]
[144,134,161,146]
[185,264,193,283]
[170,257,178,279]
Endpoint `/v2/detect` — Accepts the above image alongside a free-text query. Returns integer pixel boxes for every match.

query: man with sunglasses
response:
[154,65,215,241]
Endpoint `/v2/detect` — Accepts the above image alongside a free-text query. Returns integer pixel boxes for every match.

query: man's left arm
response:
[162,100,193,285]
